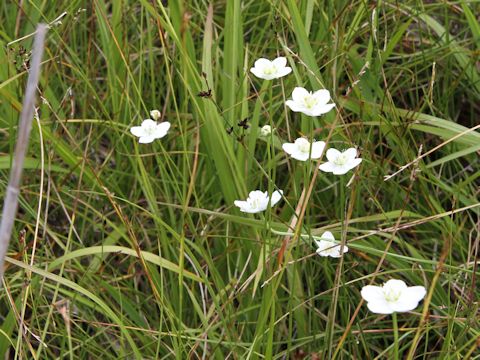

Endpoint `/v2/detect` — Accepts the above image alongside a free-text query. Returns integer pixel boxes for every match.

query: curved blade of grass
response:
[48,245,203,282]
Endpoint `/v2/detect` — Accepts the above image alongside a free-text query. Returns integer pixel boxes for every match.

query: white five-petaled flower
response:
[285,87,335,117]
[250,57,292,80]
[130,119,171,144]
[315,231,348,258]
[361,279,427,314]
[282,137,326,161]
[234,190,283,213]
[319,147,362,175]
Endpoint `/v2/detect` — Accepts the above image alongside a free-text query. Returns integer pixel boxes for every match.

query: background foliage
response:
[0,0,479,358]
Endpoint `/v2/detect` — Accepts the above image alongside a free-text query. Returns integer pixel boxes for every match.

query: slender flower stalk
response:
[392,312,399,360]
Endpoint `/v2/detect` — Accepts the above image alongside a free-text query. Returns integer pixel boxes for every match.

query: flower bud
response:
[260,125,272,137]
[150,109,161,121]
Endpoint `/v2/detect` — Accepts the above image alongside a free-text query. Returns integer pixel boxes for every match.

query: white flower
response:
[282,137,326,161]
[361,279,427,314]
[260,125,273,137]
[285,87,335,116]
[250,57,292,80]
[130,119,171,144]
[234,190,283,213]
[150,109,161,121]
[315,231,348,258]
[319,147,362,175]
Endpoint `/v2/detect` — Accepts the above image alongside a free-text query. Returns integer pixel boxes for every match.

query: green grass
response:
[0,0,479,358]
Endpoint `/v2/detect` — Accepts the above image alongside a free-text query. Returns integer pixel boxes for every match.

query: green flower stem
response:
[393,312,399,360]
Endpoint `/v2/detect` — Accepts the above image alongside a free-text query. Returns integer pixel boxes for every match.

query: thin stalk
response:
[0,24,47,285]
[393,312,399,360]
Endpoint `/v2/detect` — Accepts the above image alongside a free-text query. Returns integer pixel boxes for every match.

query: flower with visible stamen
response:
[282,138,326,161]
[130,119,171,144]
[250,57,292,80]
[361,279,427,314]
[234,190,283,213]
[285,87,335,117]
[319,147,362,175]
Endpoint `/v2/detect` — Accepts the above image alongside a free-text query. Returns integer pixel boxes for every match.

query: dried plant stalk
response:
[0,24,47,284]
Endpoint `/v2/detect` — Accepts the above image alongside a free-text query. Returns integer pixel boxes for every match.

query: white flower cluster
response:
[246,55,426,315]
[129,55,427,316]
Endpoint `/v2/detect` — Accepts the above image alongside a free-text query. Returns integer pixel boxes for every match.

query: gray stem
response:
[0,24,47,285]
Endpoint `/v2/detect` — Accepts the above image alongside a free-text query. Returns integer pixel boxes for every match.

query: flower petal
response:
[343,148,357,161]
[272,56,287,68]
[321,231,335,241]
[241,207,263,214]
[310,141,326,159]
[290,151,310,161]
[294,137,309,146]
[311,103,335,116]
[270,190,283,207]
[130,126,145,137]
[390,298,422,313]
[326,148,342,162]
[253,58,271,70]
[316,243,335,257]
[282,142,296,155]
[345,158,362,172]
[291,87,309,102]
[285,100,306,113]
[361,285,384,302]
[367,300,394,314]
[141,119,156,127]
[313,89,331,104]
[155,122,171,138]
[139,135,155,144]
[234,200,248,209]
[249,190,265,200]
[315,240,346,258]
[319,162,335,173]
[277,67,292,77]
[404,286,427,302]
[250,67,266,79]
[332,165,350,175]
[384,279,408,291]
[328,248,342,258]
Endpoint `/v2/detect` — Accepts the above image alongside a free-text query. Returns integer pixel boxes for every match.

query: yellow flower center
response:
[144,124,157,136]
[333,153,349,166]
[249,198,261,209]
[383,287,402,302]
[263,65,277,75]
[303,94,318,109]
[298,141,312,154]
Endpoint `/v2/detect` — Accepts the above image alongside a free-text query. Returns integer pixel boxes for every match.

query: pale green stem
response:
[393,312,399,360]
